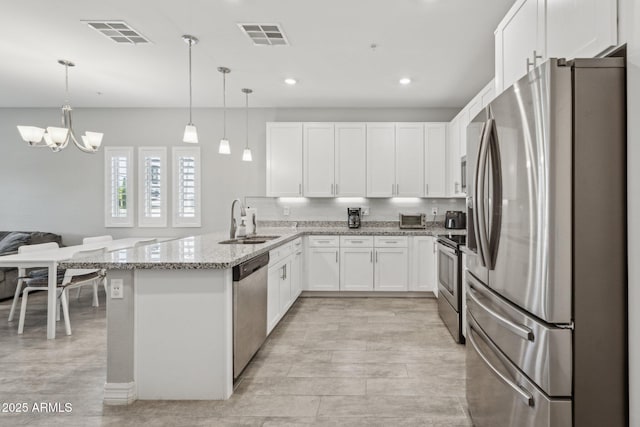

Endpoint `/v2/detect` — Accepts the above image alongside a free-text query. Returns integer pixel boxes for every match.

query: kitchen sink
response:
[219,235,280,245]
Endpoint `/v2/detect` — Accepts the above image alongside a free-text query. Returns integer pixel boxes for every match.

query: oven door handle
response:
[467,280,534,341]
[467,318,534,407]
[437,243,457,257]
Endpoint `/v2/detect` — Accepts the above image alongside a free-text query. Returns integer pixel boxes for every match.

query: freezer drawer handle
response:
[468,282,534,341]
[468,322,534,407]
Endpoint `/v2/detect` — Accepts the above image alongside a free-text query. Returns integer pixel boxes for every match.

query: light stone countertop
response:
[60,226,465,270]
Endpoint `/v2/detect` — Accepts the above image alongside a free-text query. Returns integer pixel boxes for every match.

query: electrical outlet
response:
[110,279,124,299]
[283,207,290,216]
[362,207,370,216]
[431,207,438,216]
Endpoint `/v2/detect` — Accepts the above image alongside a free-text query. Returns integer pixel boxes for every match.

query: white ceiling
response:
[0,0,514,108]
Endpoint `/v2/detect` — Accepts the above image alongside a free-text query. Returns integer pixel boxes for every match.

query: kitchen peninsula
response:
[61,224,464,405]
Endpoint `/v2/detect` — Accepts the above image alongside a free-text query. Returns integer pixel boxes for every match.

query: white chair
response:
[8,242,60,322]
[75,235,112,301]
[18,247,107,336]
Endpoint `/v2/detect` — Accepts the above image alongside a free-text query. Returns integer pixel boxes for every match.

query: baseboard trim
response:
[104,382,136,405]
[300,291,435,298]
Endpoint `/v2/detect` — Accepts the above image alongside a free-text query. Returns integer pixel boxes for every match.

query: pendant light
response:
[241,88,253,162]
[218,67,231,154]
[182,35,199,143]
[17,59,103,153]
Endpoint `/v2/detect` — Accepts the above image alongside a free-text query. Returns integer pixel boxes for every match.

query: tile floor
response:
[0,292,470,426]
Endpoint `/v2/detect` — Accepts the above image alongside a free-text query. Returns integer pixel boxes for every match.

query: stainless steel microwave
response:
[399,213,426,229]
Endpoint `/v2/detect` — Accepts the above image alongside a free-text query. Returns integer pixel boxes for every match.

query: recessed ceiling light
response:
[284,78,297,85]
[399,77,411,85]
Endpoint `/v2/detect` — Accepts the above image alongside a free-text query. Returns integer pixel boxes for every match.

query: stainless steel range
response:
[436,234,466,344]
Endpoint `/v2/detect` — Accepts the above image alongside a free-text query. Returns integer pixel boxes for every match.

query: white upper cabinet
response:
[495,0,546,93]
[447,115,463,197]
[495,0,617,95]
[546,0,617,60]
[303,123,335,197]
[335,123,366,197]
[424,123,447,198]
[266,122,303,197]
[395,123,425,197]
[366,123,396,197]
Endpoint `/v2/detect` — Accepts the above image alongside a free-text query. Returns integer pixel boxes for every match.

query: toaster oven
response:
[399,213,426,229]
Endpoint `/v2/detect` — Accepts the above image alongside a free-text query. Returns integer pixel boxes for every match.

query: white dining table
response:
[0,237,157,339]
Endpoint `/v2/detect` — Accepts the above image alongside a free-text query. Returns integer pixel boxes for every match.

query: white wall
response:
[0,107,458,244]
[619,0,640,423]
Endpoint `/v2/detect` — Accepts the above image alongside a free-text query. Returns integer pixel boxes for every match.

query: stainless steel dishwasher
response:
[233,252,269,379]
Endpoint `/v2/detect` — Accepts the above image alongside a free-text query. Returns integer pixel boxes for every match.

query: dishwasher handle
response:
[233,252,270,281]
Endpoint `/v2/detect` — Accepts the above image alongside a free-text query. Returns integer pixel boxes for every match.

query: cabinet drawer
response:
[308,236,339,247]
[374,236,408,248]
[340,236,374,247]
[270,242,293,266]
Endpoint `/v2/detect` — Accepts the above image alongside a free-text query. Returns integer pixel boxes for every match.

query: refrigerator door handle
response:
[467,319,535,407]
[486,118,503,270]
[467,280,534,341]
[475,120,491,268]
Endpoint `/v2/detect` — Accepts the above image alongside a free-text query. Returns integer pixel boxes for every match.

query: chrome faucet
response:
[230,199,247,238]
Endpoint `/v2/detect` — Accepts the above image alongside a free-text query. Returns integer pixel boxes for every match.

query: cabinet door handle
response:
[396,184,399,195]
[375,250,378,263]
[455,182,460,193]
[425,183,429,195]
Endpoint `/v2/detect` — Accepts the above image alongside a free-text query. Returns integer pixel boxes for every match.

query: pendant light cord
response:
[245,91,249,148]
[188,40,193,124]
[222,72,227,138]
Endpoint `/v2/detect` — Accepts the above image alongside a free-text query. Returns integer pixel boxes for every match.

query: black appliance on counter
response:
[444,211,466,229]
[347,208,361,229]
[437,234,466,344]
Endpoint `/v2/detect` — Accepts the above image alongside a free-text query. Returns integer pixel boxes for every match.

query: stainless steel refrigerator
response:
[465,58,627,427]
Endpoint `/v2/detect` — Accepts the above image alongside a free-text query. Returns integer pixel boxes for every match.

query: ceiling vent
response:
[82,20,151,44]
[238,23,289,46]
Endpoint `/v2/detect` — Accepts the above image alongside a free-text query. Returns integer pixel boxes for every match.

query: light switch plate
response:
[110,279,124,299]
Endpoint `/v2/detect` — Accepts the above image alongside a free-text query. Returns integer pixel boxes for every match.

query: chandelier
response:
[17,60,103,153]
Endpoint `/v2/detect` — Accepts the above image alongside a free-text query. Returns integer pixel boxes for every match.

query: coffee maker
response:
[347,208,361,229]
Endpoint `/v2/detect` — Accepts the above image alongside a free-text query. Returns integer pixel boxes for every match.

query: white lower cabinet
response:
[306,247,340,291]
[374,248,409,291]
[290,248,303,300]
[340,247,374,291]
[267,239,302,334]
[410,236,437,292]
[267,262,283,334]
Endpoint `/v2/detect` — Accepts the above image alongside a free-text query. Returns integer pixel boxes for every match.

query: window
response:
[138,147,167,227]
[104,147,134,227]
[172,147,201,227]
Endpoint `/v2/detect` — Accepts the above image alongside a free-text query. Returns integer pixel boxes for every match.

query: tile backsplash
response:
[244,196,466,222]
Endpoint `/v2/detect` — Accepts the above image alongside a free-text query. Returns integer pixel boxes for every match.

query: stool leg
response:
[92,282,99,307]
[60,289,71,336]
[18,288,29,334]
[8,277,24,322]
